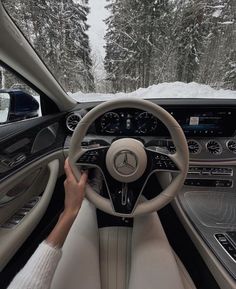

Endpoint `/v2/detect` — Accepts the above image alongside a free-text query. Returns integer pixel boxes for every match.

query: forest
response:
[1,0,236,94]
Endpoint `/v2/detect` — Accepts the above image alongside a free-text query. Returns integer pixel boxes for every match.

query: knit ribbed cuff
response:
[7,241,62,289]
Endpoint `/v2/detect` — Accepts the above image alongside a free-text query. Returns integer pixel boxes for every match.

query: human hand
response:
[46,159,88,247]
[63,158,88,217]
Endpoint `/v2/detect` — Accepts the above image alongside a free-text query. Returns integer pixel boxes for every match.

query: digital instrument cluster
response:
[95,109,162,136]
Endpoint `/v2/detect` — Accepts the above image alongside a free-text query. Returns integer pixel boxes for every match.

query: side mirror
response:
[0,90,39,123]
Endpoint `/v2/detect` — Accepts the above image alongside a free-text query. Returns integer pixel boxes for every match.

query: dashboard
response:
[65,104,236,160]
[92,107,236,137]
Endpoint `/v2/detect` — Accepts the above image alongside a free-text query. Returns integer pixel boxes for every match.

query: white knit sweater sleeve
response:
[7,241,62,289]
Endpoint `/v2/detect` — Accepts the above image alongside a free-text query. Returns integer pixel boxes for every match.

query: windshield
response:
[2,0,236,101]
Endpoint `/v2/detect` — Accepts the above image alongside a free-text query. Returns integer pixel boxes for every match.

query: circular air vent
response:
[187,140,201,154]
[206,140,222,155]
[226,140,236,154]
[66,113,82,132]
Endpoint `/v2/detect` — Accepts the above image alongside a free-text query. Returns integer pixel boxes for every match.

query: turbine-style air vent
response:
[66,113,82,132]
[226,140,236,154]
[206,140,222,155]
[187,140,201,154]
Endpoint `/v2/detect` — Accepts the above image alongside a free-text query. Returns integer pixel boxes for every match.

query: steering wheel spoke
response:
[145,146,180,172]
[104,174,149,215]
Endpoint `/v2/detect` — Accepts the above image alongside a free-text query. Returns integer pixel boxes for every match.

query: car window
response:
[0,64,41,124]
[2,0,235,101]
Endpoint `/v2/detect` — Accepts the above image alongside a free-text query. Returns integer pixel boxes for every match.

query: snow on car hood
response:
[70,82,236,102]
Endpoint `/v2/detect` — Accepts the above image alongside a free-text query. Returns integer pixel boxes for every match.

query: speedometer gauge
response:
[135,112,157,134]
[100,112,120,133]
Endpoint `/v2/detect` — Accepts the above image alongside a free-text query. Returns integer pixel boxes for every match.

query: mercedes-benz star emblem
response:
[114,150,138,175]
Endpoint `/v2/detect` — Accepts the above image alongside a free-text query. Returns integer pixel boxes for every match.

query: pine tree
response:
[223,50,236,89]
[195,0,236,88]
[3,0,95,92]
[104,0,172,92]
[104,0,137,92]
[175,0,207,83]
[3,0,235,92]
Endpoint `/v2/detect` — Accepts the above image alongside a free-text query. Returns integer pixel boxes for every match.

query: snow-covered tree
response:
[104,0,172,92]
[175,0,207,83]
[223,50,236,89]
[196,0,236,89]
[0,67,6,89]
[3,0,94,92]
[3,0,235,92]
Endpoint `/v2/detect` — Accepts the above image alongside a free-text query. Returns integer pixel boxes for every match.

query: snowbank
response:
[71,82,236,102]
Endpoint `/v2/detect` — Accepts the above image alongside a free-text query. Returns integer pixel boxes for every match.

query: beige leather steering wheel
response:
[68,98,189,217]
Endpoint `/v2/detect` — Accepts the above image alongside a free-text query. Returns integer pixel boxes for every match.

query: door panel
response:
[0,155,63,270]
[0,114,66,179]
[0,168,42,205]
[0,113,67,270]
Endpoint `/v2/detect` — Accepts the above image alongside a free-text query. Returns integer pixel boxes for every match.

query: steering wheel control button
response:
[114,150,137,175]
[106,138,147,183]
[78,153,97,164]
[77,147,109,167]
[146,148,178,171]
[154,154,178,170]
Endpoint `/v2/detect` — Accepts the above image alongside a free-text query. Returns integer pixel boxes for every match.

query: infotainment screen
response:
[168,107,236,137]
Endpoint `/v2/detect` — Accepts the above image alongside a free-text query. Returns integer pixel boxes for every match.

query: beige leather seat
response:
[51,200,196,289]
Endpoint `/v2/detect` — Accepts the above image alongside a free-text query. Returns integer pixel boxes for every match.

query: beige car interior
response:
[51,200,196,289]
[0,1,235,289]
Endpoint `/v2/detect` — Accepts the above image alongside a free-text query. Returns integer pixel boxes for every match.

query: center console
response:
[163,106,236,287]
[174,161,236,284]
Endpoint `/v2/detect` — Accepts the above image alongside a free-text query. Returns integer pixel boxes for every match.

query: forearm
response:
[46,211,77,248]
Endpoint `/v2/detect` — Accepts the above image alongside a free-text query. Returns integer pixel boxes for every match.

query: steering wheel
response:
[68,98,189,217]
